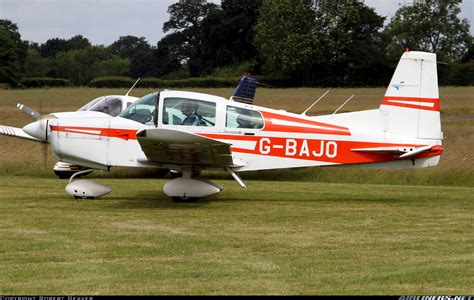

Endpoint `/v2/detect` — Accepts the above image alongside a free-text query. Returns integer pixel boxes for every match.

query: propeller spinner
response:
[22,115,55,142]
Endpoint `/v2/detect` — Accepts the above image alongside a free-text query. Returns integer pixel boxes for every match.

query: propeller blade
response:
[42,143,48,167]
[17,103,42,120]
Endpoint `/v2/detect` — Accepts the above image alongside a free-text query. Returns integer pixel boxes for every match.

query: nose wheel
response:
[64,169,112,200]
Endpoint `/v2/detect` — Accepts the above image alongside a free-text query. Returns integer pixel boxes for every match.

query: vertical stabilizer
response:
[230,74,258,104]
[380,51,442,140]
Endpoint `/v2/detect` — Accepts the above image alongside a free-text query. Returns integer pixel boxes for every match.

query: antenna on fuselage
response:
[301,89,330,116]
[125,77,141,96]
[332,94,355,115]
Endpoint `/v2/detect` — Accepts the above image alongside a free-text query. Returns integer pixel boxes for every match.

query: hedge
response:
[89,76,241,89]
[89,76,134,88]
[87,76,305,89]
[18,77,70,88]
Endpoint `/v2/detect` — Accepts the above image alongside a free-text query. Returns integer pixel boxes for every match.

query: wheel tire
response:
[171,196,199,203]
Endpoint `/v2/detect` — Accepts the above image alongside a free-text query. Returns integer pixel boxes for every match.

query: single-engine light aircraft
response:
[0,51,443,201]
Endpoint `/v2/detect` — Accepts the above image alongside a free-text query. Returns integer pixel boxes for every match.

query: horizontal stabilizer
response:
[0,125,41,142]
[351,145,441,158]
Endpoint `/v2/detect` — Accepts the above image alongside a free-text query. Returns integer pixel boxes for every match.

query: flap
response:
[351,145,435,158]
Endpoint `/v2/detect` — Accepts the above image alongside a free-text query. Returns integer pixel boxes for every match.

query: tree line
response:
[0,0,473,88]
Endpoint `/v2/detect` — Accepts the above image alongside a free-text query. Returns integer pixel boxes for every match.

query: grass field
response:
[0,87,473,294]
[0,177,472,295]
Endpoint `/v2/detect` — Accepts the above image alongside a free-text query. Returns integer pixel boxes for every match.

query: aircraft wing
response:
[136,128,234,167]
[0,125,41,142]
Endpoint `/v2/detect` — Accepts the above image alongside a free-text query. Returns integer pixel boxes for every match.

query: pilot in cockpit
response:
[181,100,201,126]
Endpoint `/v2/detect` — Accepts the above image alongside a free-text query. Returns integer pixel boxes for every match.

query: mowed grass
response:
[0,176,472,295]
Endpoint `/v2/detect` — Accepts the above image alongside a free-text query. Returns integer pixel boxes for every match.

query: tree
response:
[39,38,69,57]
[109,35,157,77]
[0,19,28,86]
[163,0,218,34]
[24,48,50,77]
[66,35,91,51]
[314,1,389,86]
[254,0,318,85]
[109,35,151,59]
[49,46,125,85]
[155,32,188,77]
[254,0,390,86]
[162,0,219,76]
[200,0,262,73]
[384,0,471,61]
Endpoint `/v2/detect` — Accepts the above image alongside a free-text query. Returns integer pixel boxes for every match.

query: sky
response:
[0,0,473,46]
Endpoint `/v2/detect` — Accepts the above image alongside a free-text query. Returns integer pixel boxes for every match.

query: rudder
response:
[380,51,442,140]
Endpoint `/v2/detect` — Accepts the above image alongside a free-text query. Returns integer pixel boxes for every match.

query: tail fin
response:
[230,74,258,104]
[380,51,442,140]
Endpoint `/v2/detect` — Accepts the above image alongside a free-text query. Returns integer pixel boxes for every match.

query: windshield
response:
[88,97,123,117]
[119,92,159,125]
[78,96,104,111]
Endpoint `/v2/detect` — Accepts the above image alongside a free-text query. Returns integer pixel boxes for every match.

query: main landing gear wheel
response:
[164,169,222,202]
[171,196,199,203]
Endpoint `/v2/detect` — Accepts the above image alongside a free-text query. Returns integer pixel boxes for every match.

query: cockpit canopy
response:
[119,92,158,125]
[78,96,125,117]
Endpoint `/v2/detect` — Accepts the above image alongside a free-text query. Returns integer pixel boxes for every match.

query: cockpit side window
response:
[119,92,159,125]
[162,98,216,127]
[89,97,123,117]
[226,106,263,129]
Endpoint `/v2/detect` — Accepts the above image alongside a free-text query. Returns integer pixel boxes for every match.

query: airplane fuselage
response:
[47,90,442,173]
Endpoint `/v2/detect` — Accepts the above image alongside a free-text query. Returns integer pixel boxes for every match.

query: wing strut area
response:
[225,167,247,188]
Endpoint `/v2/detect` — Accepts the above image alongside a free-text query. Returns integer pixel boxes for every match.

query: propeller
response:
[17,103,42,120]
[38,100,48,168]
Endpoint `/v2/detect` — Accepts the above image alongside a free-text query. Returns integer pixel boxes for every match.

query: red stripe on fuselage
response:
[51,126,137,140]
[381,96,440,111]
[199,133,442,164]
[260,111,351,136]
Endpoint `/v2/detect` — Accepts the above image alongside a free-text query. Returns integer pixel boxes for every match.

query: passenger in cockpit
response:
[236,110,255,129]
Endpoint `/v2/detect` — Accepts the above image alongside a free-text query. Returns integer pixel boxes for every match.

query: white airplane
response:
[0,51,443,202]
